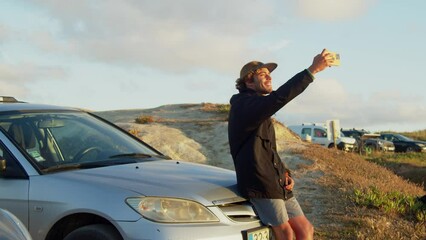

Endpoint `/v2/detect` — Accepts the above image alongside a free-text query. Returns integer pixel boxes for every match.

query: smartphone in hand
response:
[328,51,341,66]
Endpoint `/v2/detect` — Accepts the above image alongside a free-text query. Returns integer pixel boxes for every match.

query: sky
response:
[0,0,425,132]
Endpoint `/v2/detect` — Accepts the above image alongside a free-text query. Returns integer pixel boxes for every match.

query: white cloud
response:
[265,39,291,52]
[279,78,426,131]
[0,63,67,99]
[0,80,29,98]
[0,24,11,43]
[28,0,284,73]
[0,63,66,82]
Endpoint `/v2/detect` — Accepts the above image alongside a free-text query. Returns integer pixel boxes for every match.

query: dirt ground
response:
[96,103,426,240]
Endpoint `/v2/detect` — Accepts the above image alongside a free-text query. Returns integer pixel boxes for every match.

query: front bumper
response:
[382,146,395,152]
[337,142,356,152]
[116,218,264,240]
[115,203,265,240]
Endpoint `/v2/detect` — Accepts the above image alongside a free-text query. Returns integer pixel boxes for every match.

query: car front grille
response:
[217,201,259,223]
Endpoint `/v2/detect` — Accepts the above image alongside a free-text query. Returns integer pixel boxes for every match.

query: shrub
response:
[201,103,230,114]
[216,104,231,113]
[352,186,426,222]
[128,128,140,136]
[135,115,155,124]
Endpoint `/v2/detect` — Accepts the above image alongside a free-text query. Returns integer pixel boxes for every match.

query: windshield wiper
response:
[109,153,153,159]
[43,158,140,173]
[43,163,82,173]
[109,153,172,160]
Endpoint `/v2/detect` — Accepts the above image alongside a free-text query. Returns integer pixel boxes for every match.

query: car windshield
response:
[0,110,162,173]
[396,134,414,141]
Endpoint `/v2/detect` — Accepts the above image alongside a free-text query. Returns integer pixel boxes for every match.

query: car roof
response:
[341,129,368,132]
[0,98,80,113]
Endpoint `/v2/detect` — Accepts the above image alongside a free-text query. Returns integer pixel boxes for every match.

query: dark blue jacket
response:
[228,70,314,199]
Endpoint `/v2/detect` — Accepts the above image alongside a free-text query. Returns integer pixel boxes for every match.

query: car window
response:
[396,134,413,141]
[0,111,161,172]
[382,135,394,141]
[314,128,327,138]
[385,135,394,141]
[0,143,26,179]
[301,128,312,136]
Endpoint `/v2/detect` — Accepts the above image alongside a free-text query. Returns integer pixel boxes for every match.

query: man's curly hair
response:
[235,71,256,90]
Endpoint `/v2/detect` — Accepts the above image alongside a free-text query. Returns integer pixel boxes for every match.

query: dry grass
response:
[201,102,230,114]
[366,152,426,191]
[135,115,155,124]
[299,147,422,194]
[292,145,425,239]
[400,129,426,141]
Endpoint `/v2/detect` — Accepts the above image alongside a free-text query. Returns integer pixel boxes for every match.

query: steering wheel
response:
[73,147,101,162]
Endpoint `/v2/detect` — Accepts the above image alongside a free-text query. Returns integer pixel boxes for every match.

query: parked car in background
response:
[340,128,369,141]
[379,133,426,152]
[0,208,32,240]
[341,128,395,153]
[288,123,356,151]
[0,96,268,240]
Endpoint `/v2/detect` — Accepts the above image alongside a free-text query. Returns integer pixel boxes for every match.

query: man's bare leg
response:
[288,215,314,240]
[271,222,293,240]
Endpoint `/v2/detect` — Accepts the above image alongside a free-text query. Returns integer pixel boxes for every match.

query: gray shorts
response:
[250,197,304,226]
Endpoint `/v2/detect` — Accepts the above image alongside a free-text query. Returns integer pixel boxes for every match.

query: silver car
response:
[0,208,32,240]
[0,97,269,240]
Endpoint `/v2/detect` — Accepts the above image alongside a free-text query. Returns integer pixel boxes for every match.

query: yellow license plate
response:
[244,226,270,240]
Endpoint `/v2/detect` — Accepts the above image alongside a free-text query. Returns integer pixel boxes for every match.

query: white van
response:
[288,123,356,151]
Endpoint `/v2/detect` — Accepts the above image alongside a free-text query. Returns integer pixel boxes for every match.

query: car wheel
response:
[352,144,359,153]
[406,146,415,152]
[64,224,122,240]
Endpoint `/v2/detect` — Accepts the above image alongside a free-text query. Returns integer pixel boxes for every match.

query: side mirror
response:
[0,158,6,172]
[0,157,27,179]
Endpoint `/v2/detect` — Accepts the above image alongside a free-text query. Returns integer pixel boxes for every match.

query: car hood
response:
[395,139,426,144]
[410,140,426,145]
[339,136,356,144]
[53,160,243,206]
[364,138,393,144]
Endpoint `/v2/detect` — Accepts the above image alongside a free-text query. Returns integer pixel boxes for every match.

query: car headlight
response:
[126,197,219,223]
[415,143,425,148]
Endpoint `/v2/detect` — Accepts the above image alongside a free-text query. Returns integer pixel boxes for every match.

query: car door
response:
[300,127,312,141]
[0,137,30,227]
[311,128,329,146]
[382,134,404,152]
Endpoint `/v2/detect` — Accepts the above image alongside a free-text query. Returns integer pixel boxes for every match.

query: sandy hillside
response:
[95,103,425,240]
[96,103,301,169]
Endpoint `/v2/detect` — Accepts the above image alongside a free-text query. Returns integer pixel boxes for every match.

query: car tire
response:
[63,224,122,240]
[406,146,415,152]
[352,144,359,153]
